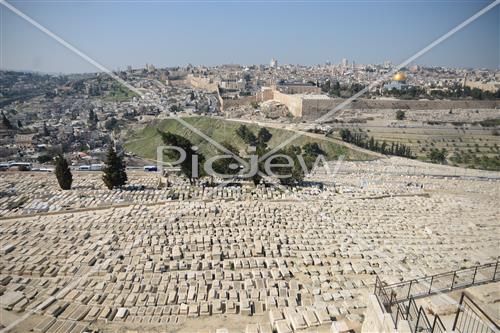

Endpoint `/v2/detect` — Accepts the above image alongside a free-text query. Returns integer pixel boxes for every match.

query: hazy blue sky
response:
[1,0,498,73]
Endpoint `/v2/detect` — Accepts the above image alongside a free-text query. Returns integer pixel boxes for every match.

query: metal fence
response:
[381,261,499,304]
[452,293,500,333]
[375,276,446,333]
[374,261,500,333]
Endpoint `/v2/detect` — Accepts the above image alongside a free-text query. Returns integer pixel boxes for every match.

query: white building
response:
[270,58,278,69]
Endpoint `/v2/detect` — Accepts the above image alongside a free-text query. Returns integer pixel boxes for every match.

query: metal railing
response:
[374,261,500,333]
[375,275,446,332]
[452,293,500,333]
[380,261,499,304]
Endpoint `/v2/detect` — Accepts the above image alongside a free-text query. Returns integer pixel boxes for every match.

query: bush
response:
[427,148,447,164]
[396,110,406,120]
[37,155,52,164]
[250,101,260,109]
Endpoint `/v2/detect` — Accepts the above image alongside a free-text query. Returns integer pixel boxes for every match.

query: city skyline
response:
[0,0,498,73]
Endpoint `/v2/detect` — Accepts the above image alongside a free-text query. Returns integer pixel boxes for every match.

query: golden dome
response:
[393,72,407,82]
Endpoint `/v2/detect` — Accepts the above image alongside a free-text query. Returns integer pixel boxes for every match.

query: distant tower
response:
[270,58,278,69]
[341,58,348,68]
[145,63,156,73]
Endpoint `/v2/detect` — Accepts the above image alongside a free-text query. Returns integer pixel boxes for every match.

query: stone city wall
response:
[187,74,219,93]
[464,81,500,93]
[219,95,258,110]
[301,98,500,120]
[259,87,274,102]
[264,91,499,119]
[271,91,304,117]
[189,78,499,117]
[276,85,322,94]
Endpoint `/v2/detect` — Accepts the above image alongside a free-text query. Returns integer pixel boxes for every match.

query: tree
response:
[257,128,272,146]
[2,112,13,129]
[88,109,98,129]
[42,122,50,136]
[170,105,183,113]
[272,143,325,186]
[38,155,52,164]
[321,80,331,93]
[212,142,241,178]
[470,88,482,100]
[158,130,205,183]
[300,143,326,178]
[237,125,275,185]
[102,146,127,189]
[302,142,324,156]
[339,128,413,158]
[350,83,364,95]
[55,154,73,190]
[250,101,260,109]
[236,125,257,146]
[104,117,118,131]
[427,148,447,164]
[396,110,406,120]
[273,146,305,186]
[329,81,341,97]
[339,129,352,142]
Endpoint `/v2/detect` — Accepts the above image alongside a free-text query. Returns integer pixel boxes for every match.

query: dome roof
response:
[393,72,407,82]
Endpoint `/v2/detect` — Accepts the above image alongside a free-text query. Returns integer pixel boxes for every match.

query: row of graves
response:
[1,188,498,332]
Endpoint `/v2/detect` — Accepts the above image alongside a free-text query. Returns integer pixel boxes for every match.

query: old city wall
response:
[271,91,304,117]
[187,78,498,116]
[187,74,219,93]
[301,98,499,119]
[220,95,258,110]
[301,98,340,119]
[266,91,498,119]
[258,88,274,102]
[349,99,498,110]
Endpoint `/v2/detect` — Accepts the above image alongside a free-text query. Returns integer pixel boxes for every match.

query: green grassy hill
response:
[124,116,373,161]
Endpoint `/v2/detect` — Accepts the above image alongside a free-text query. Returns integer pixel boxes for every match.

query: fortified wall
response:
[272,94,499,119]
[186,74,219,93]
[260,88,498,119]
[187,77,499,118]
[300,98,499,119]
[270,91,305,117]
[219,95,258,110]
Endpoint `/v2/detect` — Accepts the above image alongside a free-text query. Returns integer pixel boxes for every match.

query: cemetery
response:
[0,157,498,332]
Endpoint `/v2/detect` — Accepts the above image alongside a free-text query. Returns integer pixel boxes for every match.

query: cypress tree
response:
[102,146,127,190]
[55,154,72,190]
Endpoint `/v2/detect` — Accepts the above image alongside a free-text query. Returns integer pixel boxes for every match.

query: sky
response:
[0,0,498,73]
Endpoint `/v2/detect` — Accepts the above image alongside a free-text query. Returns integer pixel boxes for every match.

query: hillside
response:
[124,116,374,162]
